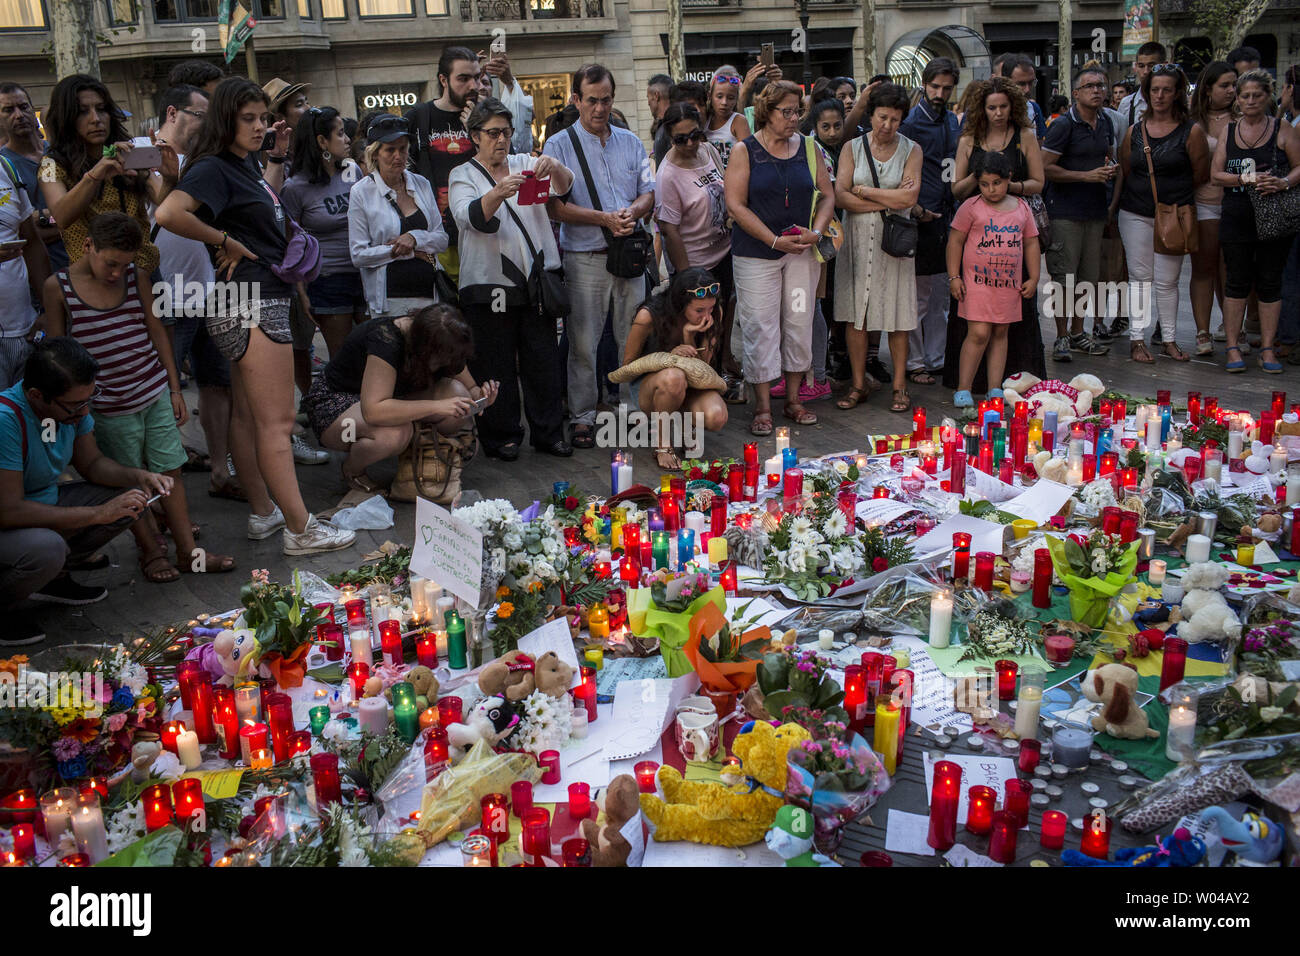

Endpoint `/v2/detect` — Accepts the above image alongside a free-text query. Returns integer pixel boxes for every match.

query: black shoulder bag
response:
[865,134,918,258]
[386,193,458,307]
[565,126,652,279]
[470,160,570,318]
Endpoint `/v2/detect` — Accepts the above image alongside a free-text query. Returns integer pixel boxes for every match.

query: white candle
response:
[1145,418,1162,452]
[1185,533,1212,564]
[929,591,953,648]
[1270,448,1287,474]
[234,683,260,725]
[1135,404,1149,435]
[40,789,75,844]
[1148,559,1167,586]
[1166,697,1197,762]
[775,427,790,454]
[1014,684,1042,740]
[431,627,449,660]
[176,728,202,770]
[764,455,781,479]
[617,462,633,494]
[1162,577,1185,603]
[72,794,108,863]
[410,576,428,619]
[435,592,455,625]
[1228,428,1243,462]
[1166,435,1181,457]
[423,580,441,617]
[358,696,389,735]
[349,627,374,667]
[1204,452,1222,483]
[818,629,834,651]
[1288,472,1300,506]
[684,511,707,538]
[1067,461,1084,486]
[570,707,589,739]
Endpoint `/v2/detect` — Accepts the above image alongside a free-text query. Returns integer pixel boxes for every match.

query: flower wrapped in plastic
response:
[413,738,542,848]
[627,574,723,677]
[1046,532,1139,631]
[682,601,770,695]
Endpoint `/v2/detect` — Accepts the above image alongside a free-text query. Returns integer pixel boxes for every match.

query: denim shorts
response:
[308,271,367,315]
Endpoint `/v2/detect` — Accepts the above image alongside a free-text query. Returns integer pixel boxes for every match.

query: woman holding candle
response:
[621,268,729,469]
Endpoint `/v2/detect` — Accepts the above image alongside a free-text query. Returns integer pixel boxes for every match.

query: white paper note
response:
[886,635,974,733]
[885,808,937,856]
[518,616,581,689]
[409,498,483,607]
[1001,478,1075,524]
[923,751,1018,824]
[915,514,1008,558]
[855,497,916,527]
[966,466,1020,503]
[944,844,1004,867]
[1233,474,1275,500]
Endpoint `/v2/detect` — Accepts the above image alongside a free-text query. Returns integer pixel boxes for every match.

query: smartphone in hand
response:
[261,130,278,152]
[760,42,775,68]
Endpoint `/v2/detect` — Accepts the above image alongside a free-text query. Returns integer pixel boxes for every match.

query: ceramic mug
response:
[676,695,715,718]
[675,710,719,762]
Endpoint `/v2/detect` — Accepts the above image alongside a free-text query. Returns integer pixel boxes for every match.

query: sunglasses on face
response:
[686,282,720,298]
[671,129,706,145]
[1152,64,1182,76]
[369,115,409,137]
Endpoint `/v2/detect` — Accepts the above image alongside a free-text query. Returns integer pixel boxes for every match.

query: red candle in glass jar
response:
[10,821,35,860]
[1040,809,1068,850]
[179,669,216,744]
[952,532,972,580]
[438,696,463,726]
[264,692,294,764]
[965,785,996,835]
[1120,468,1138,490]
[1080,812,1112,859]
[521,807,551,861]
[378,620,403,667]
[1003,778,1032,827]
[574,665,598,723]
[743,463,759,501]
[81,778,109,802]
[594,559,612,580]
[1186,392,1201,425]
[481,792,510,842]
[1260,411,1276,446]
[782,467,803,499]
[344,598,367,625]
[568,782,592,818]
[1118,509,1140,544]
[539,749,561,785]
[1098,399,1112,421]
[720,561,738,595]
[1159,636,1189,691]
[415,632,438,668]
[1082,454,1096,482]
[171,777,204,823]
[239,720,268,765]
[997,457,1012,484]
[346,661,370,701]
[926,760,963,851]
[621,521,641,554]
[620,554,640,584]
[1032,549,1053,609]
[978,440,994,475]
[175,660,202,710]
[563,526,580,548]
[837,488,858,522]
[1099,451,1118,476]
[161,720,184,754]
[212,689,240,761]
[942,439,957,472]
[141,790,172,832]
[660,495,681,533]
[880,655,897,694]
[1101,506,1122,535]
[710,496,727,538]
[311,753,342,811]
[862,651,884,724]
[317,622,344,662]
[913,406,927,442]
[842,665,868,733]
[1272,390,1286,417]
[892,669,914,761]
[995,660,1018,700]
[424,726,450,778]
[974,551,995,591]
[949,448,967,494]
[988,810,1019,863]
[1018,738,1042,772]
[727,464,743,501]
[743,442,758,467]
[635,760,659,793]
[872,485,890,499]
[1112,399,1127,423]
[511,780,533,818]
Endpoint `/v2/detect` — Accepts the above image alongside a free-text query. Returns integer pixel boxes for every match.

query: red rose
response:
[689,467,703,480]
[872,557,889,572]
[564,496,579,510]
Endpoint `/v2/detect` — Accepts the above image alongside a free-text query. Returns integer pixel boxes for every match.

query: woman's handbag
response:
[472,160,571,317]
[804,136,843,263]
[271,216,322,284]
[1143,122,1198,256]
[389,424,478,505]
[865,134,918,259]
[1247,122,1300,241]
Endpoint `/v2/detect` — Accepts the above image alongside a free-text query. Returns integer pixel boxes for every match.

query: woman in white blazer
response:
[347,113,448,317]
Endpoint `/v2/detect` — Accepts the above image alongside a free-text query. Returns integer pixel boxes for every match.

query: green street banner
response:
[219,0,258,64]
[1123,0,1155,58]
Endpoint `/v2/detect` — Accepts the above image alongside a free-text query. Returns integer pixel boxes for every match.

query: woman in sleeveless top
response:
[1189,62,1238,355]
[705,66,751,169]
[943,78,1046,394]
[725,80,834,435]
[1211,70,1300,374]
[1115,65,1208,364]
[832,83,922,413]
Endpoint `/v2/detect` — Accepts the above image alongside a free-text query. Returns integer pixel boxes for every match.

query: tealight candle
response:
[1148,559,1167,586]
[1166,682,1198,762]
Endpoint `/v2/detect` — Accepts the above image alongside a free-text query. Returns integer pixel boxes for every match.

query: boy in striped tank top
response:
[41,212,235,583]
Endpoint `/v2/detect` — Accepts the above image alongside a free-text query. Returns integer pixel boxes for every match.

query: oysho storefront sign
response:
[355,85,423,116]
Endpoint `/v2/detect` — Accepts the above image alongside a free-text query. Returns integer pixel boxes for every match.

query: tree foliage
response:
[1192,0,1271,61]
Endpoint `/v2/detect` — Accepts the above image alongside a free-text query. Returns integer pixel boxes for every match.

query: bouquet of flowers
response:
[960,604,1041,662]
[682,599,770,696]
[1239,619,1300,682]
[630,573,723,677]
[750,645,844,720]
[239,570,328,688]
[764,498,864,602]
[1046,530,1140,630]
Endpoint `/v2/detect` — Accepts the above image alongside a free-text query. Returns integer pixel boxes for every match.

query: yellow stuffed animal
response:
[639,721,811,847]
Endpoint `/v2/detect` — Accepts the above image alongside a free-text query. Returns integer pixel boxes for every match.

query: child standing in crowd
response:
[41,213,235,582]
[705,66,751,168]
[946,152,1040,408]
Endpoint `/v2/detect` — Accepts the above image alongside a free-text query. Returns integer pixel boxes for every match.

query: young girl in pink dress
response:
[946,151,1040,409]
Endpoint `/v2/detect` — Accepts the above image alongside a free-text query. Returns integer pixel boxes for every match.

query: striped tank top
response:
[57,264,167,417]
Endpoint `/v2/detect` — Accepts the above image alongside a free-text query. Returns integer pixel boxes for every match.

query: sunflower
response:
[497,602,515,620]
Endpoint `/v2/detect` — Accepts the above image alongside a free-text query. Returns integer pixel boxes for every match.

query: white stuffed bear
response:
[1176,562,1242,644]
[1033,449,1070,484]
[446,695,519,762]
[1002,372,1105,425]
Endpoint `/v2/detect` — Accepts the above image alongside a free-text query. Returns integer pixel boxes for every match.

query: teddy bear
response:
[579,774,643,867]
[130,740,163,783]
[639,721,811,847]
[1082,663,1159,739]
[478,650,574,702]
[446,695,519,762]
[1032,450,1070,484]
[385,665,439,712]
[1173,562,1242,645]
[1002,372,1104,424]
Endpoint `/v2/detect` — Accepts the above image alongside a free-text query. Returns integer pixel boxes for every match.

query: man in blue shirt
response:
[0,338,172,644]
[898,57,961,385]
[543,64,655,448]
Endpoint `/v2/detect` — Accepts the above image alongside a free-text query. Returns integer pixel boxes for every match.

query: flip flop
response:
[783,403,817,426]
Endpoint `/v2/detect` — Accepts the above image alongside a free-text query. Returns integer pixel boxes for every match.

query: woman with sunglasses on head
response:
[705,66,751,169]
[447,97,569,462]
[155,78,356,556]
[1113,64,1208,364]
[282,107,366,364]
[1189,62,1237,357]
[725,80,834,435]
[656,105,732,299]
[623,267,729,470]
[347,113,448,319]
[1211,69,1300,374]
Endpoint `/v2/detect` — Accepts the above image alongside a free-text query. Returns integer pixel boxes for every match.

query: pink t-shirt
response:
[654,146,729,270]
[950,195,1038,324]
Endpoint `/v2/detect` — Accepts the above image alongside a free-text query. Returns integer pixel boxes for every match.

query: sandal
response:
[1260,347,1284,374]
[655,448,680,470]
[1195,330,1214,356]
[139,553,180,584]
[1161,342,1190,362]
[1130,341,1155,364]
[836,386,871,410]
[783,403,817,426]
[342,461,386,495]
[1225,346,1246,373]
[890,390,911,413]
[907,369,936,386]
[179,552,236,574]
[750,411,774,437]
[570,424,595,449]
[208,477,248,502]
[182,448,211,473]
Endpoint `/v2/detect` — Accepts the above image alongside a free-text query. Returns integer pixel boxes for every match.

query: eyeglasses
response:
[777,107,800,120]
[53,385,102,416]
[686,282,720,298]
[671,129,706,145]
[478,127,514,140]
[179,108,206,121]
[583,96,614,108]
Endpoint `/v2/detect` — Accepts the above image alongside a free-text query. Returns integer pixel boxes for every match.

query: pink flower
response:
[105,712,128,733]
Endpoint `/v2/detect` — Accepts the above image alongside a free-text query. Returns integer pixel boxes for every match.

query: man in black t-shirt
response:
[405,46,481,284]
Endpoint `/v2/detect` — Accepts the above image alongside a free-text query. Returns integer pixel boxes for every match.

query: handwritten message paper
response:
[855,497,915,528]
[1001,478,1074,525]
[409,498,483,607]
[923,751,1017,825]
[916,514,1007,558]
[966,466,1020,503]
[887,635,972,734]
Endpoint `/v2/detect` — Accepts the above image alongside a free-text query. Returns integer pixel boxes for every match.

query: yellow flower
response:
[497,602,515,620]
[496,585,511,600]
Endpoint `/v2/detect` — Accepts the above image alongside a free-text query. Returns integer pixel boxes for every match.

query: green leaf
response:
[757,653,788,694]
[1063,537,1086,574]
[1276,684,1298,710]
[761,689,808,717]
[97,826,183,867]
[814,682,845,709]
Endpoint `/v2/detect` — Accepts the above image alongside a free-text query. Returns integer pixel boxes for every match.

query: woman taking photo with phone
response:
[156,77,356,556]
[39,74,174,276]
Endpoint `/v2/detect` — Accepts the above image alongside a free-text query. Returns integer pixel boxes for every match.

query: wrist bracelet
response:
[770,236,779,249]
[267,154,286,164]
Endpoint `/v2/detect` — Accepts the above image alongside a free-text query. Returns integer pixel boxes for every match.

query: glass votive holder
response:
[460,833,494,867]
[635,760,660,794]
[567,782,592,818]
[511,780,533,818]
[1017,738,1042,773]
[995,659,1018,700]
[1040,810,1068,850]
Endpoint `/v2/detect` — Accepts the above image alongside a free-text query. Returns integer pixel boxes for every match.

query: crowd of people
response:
[1,41,1299,644]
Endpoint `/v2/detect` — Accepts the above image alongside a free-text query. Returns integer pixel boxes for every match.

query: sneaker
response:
[248,504,286,541]
[283,515,357,556]
[291,434,330,465]
[1070,332,1110,356]
[1109,317,1129,337]
[1093,323,1112,341]
[1,613,46,645]
[865,356,892,383]
[768,379,786,399]
[1052,336,1072,362]
[798,380,832,403]
[30,575,108,606]
[1212,325,1227,342]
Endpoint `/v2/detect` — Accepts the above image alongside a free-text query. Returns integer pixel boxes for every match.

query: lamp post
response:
[795,0,812,91]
